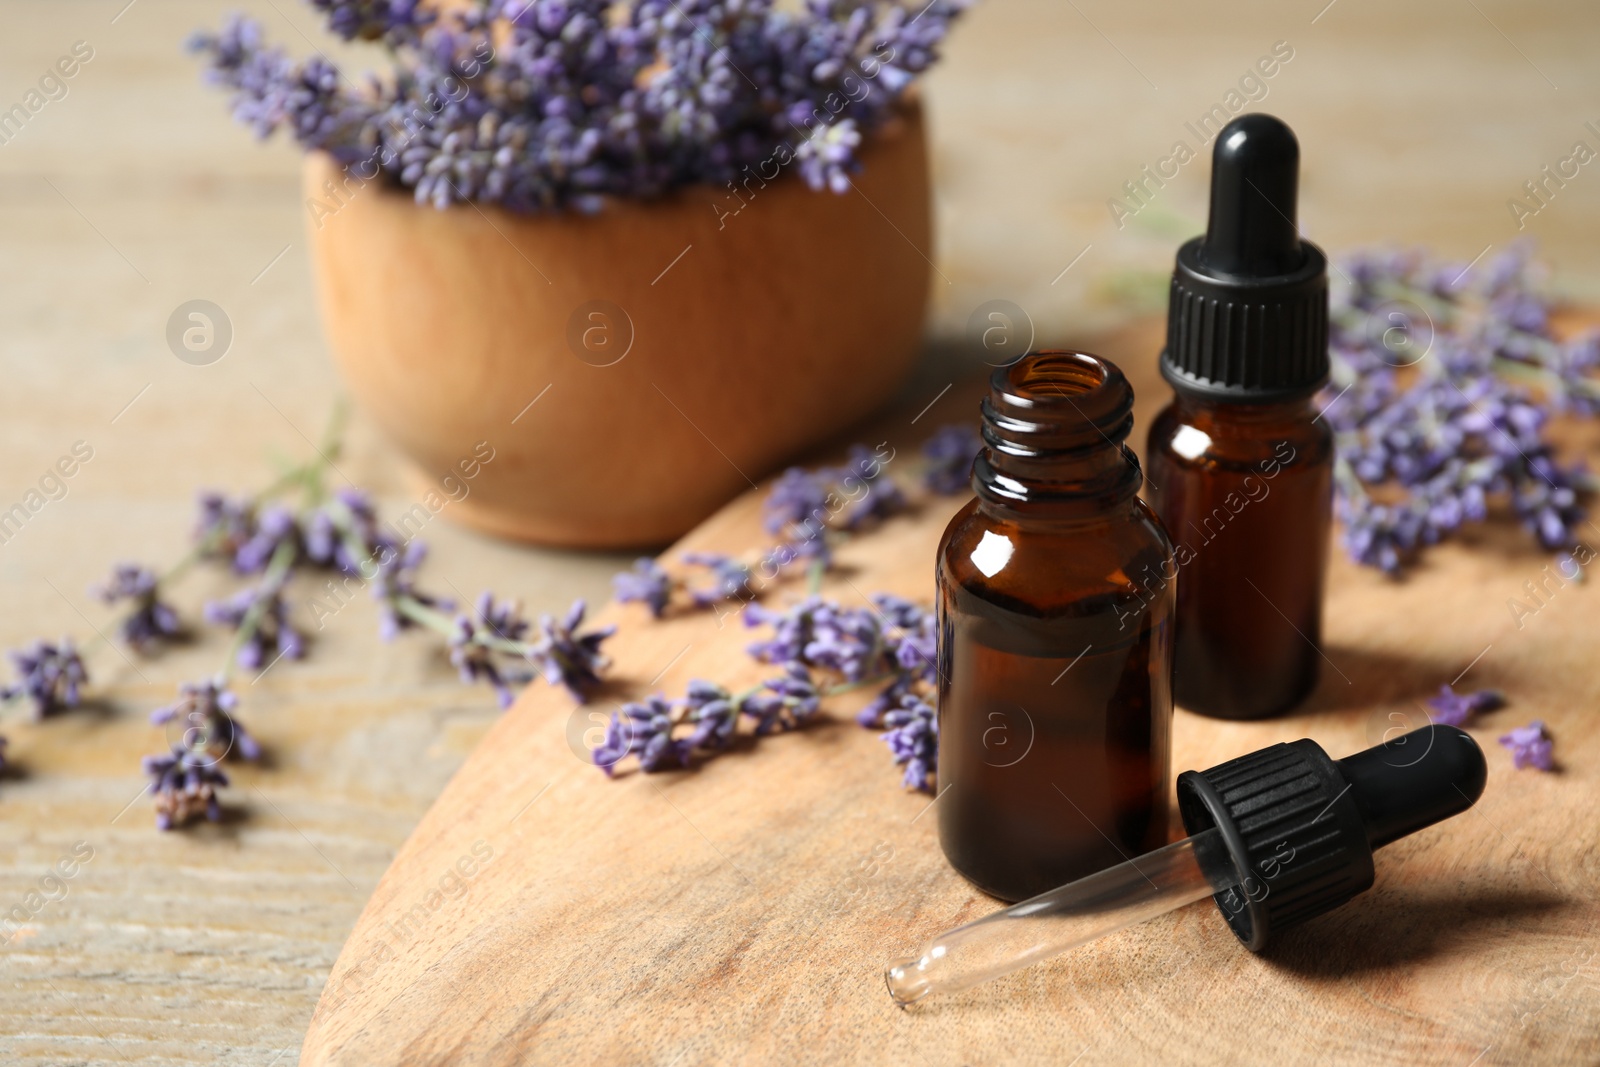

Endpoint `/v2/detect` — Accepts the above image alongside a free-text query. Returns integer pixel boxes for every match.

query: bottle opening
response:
[999,351,1110,405]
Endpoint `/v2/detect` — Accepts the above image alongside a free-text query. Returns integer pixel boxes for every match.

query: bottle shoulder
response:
[938,497,1174,611]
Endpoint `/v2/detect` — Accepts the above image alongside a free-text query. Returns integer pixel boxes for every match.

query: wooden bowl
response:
[303,107,931,549]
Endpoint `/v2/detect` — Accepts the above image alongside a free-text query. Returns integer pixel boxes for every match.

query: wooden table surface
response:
[2,1,1598,1063]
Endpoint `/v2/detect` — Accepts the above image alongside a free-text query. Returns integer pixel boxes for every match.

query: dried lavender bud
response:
[763,467,832,538]
[738,662,821,735]
[528,599,614,703]
[150,678,259,762]
[195,491,256,561]
[836,444,907,531]
[204,584,306,671]
[683,679,738,750]
[1423,684,1503,727]
[1499,720,1554,771]
[372,540,449,641]
[680,552,752,607]
[613,557,672,617]
[594,694,687,774]
[308,0,431,43]
[233,504,301,574]
[448,594,535,709]
[142,743,230,830]
[93,564,182,650]
[0,639,87,719]
[922,423,981,495]
[882,692,937,793]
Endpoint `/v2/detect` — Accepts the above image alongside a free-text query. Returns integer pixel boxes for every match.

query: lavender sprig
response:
[151,678,260,764]
[93,565,183,650]
[0,640,88,719]
[143,744,231,830]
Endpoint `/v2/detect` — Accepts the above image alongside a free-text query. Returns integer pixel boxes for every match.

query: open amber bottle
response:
[936,351,1175,904]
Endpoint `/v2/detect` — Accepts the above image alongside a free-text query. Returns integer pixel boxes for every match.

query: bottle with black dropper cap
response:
[1146,113,1332,720]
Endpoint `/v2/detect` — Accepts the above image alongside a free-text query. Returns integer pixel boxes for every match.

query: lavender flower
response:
[594,694,687,774]
[150,678,259,762]
[93,564,182,650]
[613,557,672,617]
[234,504,301,574]
[1327,242,1598,573]
[681,552,752,607]
[204,584,306,671]
[1499,720,1555,771]
[922,423,981,494]
[371,540,449,640]
[739,662,821,735]
[836,444,906,531]
[195,491,256,562]
[1423,684,1502,727]
[882,693,937,792]
[192,2,968,214]
[142,743,231,830]
[449,594,535,709]
[683,679,738,750]
[763,466,831,539]
[528,599,614,703]
[1,640,87,718]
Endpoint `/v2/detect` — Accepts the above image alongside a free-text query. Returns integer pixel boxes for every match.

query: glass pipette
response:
[886,724,1488,1005]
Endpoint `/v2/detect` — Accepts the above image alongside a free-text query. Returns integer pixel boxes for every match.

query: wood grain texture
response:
[4,1,1600,1063]
[301,319,1600,1066]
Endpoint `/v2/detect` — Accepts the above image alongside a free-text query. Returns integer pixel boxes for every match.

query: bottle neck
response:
[974,351,1144,523]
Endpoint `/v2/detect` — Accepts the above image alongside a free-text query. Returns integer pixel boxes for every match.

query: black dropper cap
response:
[1161,113,1329,403]
[1177,725,1487,951]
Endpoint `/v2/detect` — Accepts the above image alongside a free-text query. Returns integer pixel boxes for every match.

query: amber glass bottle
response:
[936,351,1175,904]
[1147,397,1332,718]
[1149,112,1333,720]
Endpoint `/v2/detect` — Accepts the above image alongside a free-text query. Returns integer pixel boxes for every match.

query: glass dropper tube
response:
[885,826,1242,1005]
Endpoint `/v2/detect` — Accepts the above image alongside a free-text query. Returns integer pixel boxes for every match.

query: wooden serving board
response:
[300,321,1600,1066]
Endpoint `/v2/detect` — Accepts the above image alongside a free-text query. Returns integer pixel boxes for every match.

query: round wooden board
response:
[301,324,1600,1066]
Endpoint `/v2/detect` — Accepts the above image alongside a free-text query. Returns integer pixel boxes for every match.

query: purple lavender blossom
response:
[882,693,937,792]
[192,2,969,214]
[1327,242,1597,574]
[683,679,738,751]
[0,640,87,719]
[613,558,673,617]
[763,467,831,538]
[922,423,981,495]
[528,599,614,703]
[233,504,301,574]
[681,552,752,607]
[142,743,231,830]
[739,662,821,735]
[93,564,182,650]
[150,678,259,762]
[1499,720,1555,771]
[449,594,535,709]
[371,540,449,640]
[594,694,688,774]
[836,445,907,531]
[1423,684,1502,727]
[204,584,306,671]
[195,491,256,562]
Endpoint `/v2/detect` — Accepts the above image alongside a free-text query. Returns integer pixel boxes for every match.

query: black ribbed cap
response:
[1161,113,1329,403]
[1178,725,1487,951]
